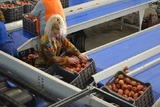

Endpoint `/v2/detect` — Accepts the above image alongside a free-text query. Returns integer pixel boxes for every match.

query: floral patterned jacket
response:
[35,34,81,67]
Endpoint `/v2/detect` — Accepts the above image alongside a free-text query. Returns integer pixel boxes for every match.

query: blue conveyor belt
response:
[69,0,91,6]
[66,0,150,27]
[10,28,36,49]
[88,27,160,72]
[98,54,160,87]
[133,63,160,102]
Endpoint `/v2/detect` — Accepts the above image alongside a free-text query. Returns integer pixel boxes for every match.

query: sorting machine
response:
[0,0,160,106]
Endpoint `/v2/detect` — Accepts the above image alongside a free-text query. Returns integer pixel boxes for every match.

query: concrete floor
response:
[84,18,139,51]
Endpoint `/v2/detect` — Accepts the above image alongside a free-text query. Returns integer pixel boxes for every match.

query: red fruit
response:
[124,89,129,96]
[116,84,121,89]
[138,91,144,96]
[119,80,124,85]
[133,93,138,99]
[124,66,129,70]
[118,89,123,95]
[123,94,128,98]
[114,79,119,84]
[131,81,137,86]
[137,85,143,91]
[75,67,81,72]
[130,91,135,97]
[113,87,118,92]
[143,87,147,92]
[121,84,127,90]
[124,78,131,84]
[118,74,124,80]
[127,85,132,91]
[132,87,137,93]
[108,85,113,90]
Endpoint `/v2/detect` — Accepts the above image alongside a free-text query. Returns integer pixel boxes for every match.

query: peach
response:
[118,74,124,80]
[124,89,129,96]
[124,77,131,84]
[127,85,132,91]
[116,84,121,89]
[138,91,144,96]
[119,80,124,85]
[108,85,112,90]
[124,66,129,70]
[131,81,137,86]
[132,87,137,93]
[114,79,119,84]
[118,89,123,95]
[133,93,138,99]
[143,87,147,92]
[121,84,127,90]
[113,87,118,93]
[137,85,143,91]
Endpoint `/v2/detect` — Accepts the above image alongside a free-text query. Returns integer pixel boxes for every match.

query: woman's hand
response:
[67,57,80,65]
[78,54,88,61]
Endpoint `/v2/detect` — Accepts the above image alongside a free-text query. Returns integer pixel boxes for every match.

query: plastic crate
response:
[70,75,85,89]
[50,86,136,107]
[22,14,38,36]
[45,59,97,89]
[68,30,87,52]
[49,59,96,85]
[0,2,23,23]
[60,0,69,8]
[45,65,90,89]
[45,64,77,84]
[19,47,38,66]
[104,71,154,107]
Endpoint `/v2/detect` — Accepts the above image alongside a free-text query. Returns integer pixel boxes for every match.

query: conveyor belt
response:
[67,0,150,27]
[133,62,160,102]
[88,27,160,72]
[98,53,160,86]
[10,28,36,49]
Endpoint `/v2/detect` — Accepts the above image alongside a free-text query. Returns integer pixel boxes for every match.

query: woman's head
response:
[0,11,5,22]
[45,14,67,38]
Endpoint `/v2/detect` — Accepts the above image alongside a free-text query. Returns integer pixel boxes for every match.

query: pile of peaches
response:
[15,0,31,6]
[62,59,88,73]
[0,3,18,9]
[107,73,147,100]
[21,53,38,66]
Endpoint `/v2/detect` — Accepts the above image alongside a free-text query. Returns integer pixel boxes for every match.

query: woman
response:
[0,11,19,58]
[35,14,88,68]
[29,0,65,36]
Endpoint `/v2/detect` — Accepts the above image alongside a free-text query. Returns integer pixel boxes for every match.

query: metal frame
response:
[0,51,115,107]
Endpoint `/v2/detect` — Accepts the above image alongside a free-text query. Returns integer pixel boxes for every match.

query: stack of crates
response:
[0,1,23,23]
[12,0,35,13]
